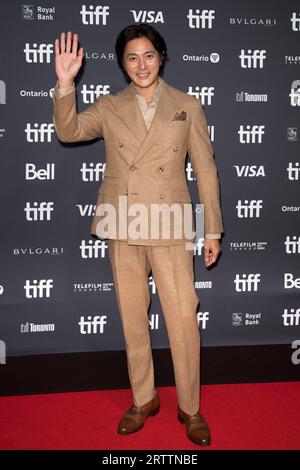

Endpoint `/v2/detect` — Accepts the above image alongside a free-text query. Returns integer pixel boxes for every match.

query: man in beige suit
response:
[52,24,223,446]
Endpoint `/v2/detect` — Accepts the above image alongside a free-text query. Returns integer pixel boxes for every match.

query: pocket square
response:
[172,111,187,121]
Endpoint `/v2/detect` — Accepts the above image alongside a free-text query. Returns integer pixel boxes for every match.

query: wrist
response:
[57,79,74,88]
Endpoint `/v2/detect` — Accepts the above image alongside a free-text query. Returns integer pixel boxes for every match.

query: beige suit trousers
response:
[107,239,201,416]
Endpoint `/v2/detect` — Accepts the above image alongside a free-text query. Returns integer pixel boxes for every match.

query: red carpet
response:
[0,382,299,450]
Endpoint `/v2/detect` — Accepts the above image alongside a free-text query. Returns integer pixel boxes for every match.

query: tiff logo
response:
[80,240,108,258]
[24,202,54,221]
[24,279,54,298]
[282,308,300,326]
[81,162,105,181]
[0,80,6,104]
[289,80,300,107]
[81,84,110,104]
[239,49,266,68]
[148,275,157,294]
[197,311,209,329]
[24,43,53,63]
[79,315,107,334]
[187,9,215,29]
[187,86,214,105]
[236,200,263,218]
[287,162,300,180]
[234,274,261,292]
[80,5,109,25]
[25,123,54,142]
[285,235,300,254]
[238,125,265,143]
[0,340,6,365]
[149,313,159,330]
[291,12,300,31]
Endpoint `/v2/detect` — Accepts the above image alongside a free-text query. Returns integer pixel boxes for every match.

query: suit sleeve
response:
[52,82,104,142]
[187,99,224,236]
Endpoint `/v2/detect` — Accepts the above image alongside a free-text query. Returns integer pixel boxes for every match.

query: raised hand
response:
[54,31,84,86]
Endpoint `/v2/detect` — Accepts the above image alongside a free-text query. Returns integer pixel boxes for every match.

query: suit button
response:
[124,190,128,195]
[172,146,179,152]
[118,142,123,147]
[159,167,164,172]
[130,165,136,171]
[159,194,165,199]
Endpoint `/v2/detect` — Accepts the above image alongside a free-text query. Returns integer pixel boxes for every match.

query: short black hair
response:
[115,23,169,83]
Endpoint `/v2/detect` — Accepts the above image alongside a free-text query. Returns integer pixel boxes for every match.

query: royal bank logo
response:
[22,5,34,19]
[287,127,298,141]
[232,312,243,326]
[22,5,55,20]
[232,312,262,326]
[0,285,4,295]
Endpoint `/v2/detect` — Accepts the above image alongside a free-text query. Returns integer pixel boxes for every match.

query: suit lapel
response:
[114,78,186,166]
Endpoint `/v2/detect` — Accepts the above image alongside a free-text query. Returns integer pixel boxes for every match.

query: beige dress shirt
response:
[54,79,221,239]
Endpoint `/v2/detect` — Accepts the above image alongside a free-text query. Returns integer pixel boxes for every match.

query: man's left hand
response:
[204,239,221,267]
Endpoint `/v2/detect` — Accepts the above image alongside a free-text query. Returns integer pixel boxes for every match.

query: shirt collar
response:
[133,76,161,107]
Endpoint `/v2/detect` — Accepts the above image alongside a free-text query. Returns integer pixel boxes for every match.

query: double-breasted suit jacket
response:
[52,77,224,245]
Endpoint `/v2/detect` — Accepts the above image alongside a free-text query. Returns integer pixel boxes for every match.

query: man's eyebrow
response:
[126,50,156,57]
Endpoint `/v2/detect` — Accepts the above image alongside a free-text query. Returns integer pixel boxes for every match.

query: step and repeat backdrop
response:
[0,1,299,367]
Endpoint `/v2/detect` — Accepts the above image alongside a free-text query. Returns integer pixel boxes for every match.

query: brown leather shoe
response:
[178,406,211,446]
[118,392,160,434]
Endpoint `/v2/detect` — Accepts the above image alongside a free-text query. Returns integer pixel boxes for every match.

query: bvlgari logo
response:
[229,17,277,27]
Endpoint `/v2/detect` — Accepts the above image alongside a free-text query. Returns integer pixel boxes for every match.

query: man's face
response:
[123,36,162,88]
